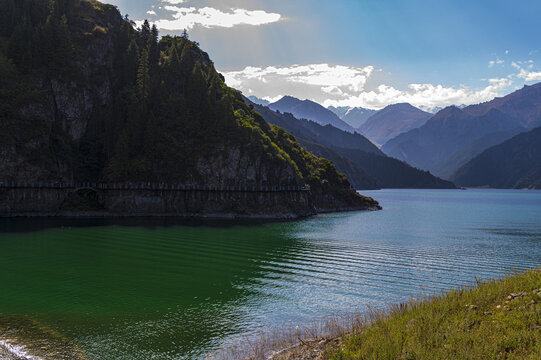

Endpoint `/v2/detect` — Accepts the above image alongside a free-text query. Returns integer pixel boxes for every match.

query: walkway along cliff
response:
[0,182,380,219]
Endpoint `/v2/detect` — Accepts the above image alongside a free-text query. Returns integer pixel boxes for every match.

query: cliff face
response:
[0,0,378,216]
[0,188,316,219]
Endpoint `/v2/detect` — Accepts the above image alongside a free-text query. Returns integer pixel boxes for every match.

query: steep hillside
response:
[250,102,455,189]
[360,103,432,146]
[431,128,525,180]
[251,102,382,155]
[0,0,377,215]
[269,96,355,132]
[452,127,541,189]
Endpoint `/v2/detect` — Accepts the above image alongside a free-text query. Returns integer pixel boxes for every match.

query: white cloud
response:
[517,69,541,81]
[161,0,187,4]
[146,6,281,30]
[146,10,157,15]
[224,63,373,99]
[488,58,504,68]
[222,63,515,110]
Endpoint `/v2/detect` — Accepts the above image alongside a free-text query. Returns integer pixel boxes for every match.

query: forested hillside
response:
[0,0,376,211]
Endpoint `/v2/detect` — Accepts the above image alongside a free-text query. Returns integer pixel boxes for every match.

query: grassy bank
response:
[270,269,540,360]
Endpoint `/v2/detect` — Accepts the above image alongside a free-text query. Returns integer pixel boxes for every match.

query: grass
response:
[327,269,541,360]
[228,269,540,360]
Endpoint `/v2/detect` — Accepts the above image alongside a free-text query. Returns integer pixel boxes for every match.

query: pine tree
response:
[181,28,189,40]
[136,48,150,99]
[147,24,159,70]
[140,19,151,45]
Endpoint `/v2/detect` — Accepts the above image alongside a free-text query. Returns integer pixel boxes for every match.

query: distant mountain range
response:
[452,126,541,189]
[248,99,455,189]
[419,104,467,114]
[382,83,541,179]
[269,96,355,132]
[358,103,432,146]
[328,106,378,128]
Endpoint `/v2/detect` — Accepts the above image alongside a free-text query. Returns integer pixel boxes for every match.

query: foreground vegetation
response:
[261,269,541,360]
[326,269,541,360]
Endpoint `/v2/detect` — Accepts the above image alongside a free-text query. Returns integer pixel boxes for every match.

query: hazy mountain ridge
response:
[269,96,355,132]
[359,103,432,146]
[452,126,541,189]
[247,95,270,106]
[381,84,541,176]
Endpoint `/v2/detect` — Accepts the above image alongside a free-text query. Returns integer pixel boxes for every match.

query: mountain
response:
[249,101,455,189]
[419,104,466,114]
[430,128,525,180]
[342,107,379,128]
[247,95,270,106]
[327,106,352,119]
[269,96,355,132]
[328,106,379,128]
[359,103,432,146]
[0,0,377,215]
[452,126,541,189]
[381,84,541,176]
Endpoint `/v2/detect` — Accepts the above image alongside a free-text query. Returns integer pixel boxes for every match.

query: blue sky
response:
[107,0,541,110]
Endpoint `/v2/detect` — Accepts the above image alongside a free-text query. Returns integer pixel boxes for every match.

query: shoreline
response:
[0,206,381,220]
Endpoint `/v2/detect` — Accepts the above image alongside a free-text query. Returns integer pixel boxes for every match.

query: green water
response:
[0,189,540,359]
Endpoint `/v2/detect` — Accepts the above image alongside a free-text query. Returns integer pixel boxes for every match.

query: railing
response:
[0,181,311,192]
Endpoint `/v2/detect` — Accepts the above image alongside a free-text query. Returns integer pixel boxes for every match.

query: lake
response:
[0,189,540,359]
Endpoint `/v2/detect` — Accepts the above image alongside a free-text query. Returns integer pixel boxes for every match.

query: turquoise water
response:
[0,189,540,359]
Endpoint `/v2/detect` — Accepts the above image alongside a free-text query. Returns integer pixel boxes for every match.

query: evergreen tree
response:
[181,28,189,40]
[147,24,159,71]
[136,48,150,99]
[140,19,151,45]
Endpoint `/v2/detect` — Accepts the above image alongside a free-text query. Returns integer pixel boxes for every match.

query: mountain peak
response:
[269,96,355,132]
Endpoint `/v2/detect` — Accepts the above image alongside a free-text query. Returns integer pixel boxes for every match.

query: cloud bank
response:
[222,64,515,110]
[143,5,281,30]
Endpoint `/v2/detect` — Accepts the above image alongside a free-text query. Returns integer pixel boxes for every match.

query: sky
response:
[107,0,541,110]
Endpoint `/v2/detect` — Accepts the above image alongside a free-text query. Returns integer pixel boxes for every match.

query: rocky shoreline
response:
[0,317,90,360]
[0,187,380,219]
